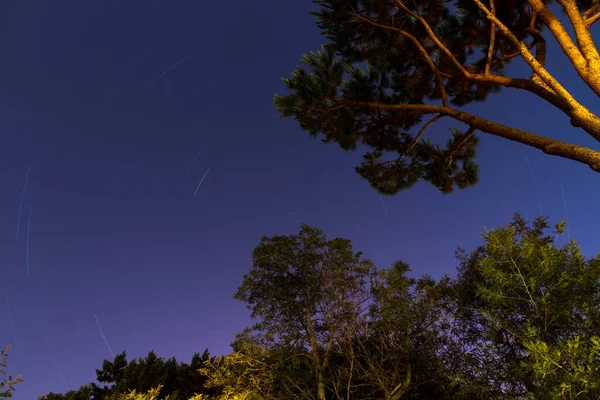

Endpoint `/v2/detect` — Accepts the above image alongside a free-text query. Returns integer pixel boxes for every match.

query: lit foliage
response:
[199,351,276,400]
[109,385,205,400]
[453,214,600,398]
[275,0,600,194]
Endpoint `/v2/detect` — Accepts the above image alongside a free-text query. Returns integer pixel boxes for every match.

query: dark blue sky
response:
[1,1,599,398]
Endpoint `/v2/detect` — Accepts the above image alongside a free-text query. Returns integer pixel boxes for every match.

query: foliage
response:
[39,350,214,400]
[38,384,94,400]
[0,346,22,399]
[200,329,315,400]
[453,214,600,398]
[275,0,600,194]
[38,216,600,399]
[234,224,376,400]
[354,263,461,399]
[200,348,282,399]
[108,385,205,400]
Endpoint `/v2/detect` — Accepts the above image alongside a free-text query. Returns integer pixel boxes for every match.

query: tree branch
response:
[330,101,600,172]
[345,3,600,141]
[398,0,589,124]
[351,8,571,116]
[394,1,473,80]
[585,11,600,27]
[351,13,449,107]
[473,0,572,100]
[526,0,589,76]
[499,40,536,62]
[555,0,600,91]
[526,29,550,90]
[447,127,477,168]
[402,114,444,158]
[584,4,600,18]
[485,0,497,75]
[473,0,600,140]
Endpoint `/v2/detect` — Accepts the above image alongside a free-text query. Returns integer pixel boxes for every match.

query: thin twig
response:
[402,114,444,158]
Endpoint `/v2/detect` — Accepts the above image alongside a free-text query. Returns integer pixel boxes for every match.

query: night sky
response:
[1,1,599,398]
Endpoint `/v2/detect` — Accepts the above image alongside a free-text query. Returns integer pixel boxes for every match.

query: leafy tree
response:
[234,224,376,400]
[452,214,600,398]
[0,346,22,399]
[107,384,205,400]
[201,329,316,400]
[39,350,213,400]
[37,217,600,399]
[38,385,94,400]
[274,0,600,194]
[108,385,163,400]
[95,350,212,399]
[328,262,465,399]
[177,351,214,399]
[200,333,283,400]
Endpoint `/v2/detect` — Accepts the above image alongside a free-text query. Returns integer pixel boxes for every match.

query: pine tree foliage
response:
[38,350,214,400]
[275,0,600,194]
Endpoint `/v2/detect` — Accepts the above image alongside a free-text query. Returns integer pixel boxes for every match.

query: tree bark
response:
[305,300,327,400]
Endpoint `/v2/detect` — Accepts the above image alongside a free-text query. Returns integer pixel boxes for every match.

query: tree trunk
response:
[305,300,327,400]
[316,369,326,400]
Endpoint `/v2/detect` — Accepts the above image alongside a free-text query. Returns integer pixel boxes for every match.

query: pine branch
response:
[350,12,449,107]
[485,0,497,75]
[323,101,600,172]
[555,0,600,71]
[472,0,600,140]
[526,0,595,89]
[585,10,600,26]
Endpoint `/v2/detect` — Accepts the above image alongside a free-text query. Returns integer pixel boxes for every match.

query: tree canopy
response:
[274,0,600,194]
[234,224,376,400]
[38,350,214,400]
[452,215,600,398]
[30,215,600,399]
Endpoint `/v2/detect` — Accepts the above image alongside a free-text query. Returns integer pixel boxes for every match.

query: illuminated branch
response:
[347,2,600,142]
[472,0,600,140]
[351,7,565,113]
[555,0,600,74]
[322,101,600,171]
[583,2,600,27]
[388,0,568,114]
[485,0,497,75]
[585,11,600,26]
[364,5,574,116]
[473,0,570,98]
[583,3,600,18]
[526,0,588,76]
[524,22,550,89]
